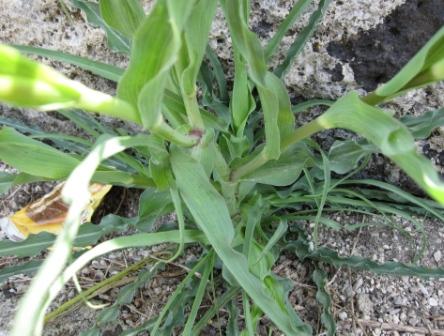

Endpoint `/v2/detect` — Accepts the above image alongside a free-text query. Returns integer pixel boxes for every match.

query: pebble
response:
[394,296,406,306]
[353,278,363,291]
[338,311,348,320]
[418,284,429,296]
[429,297,438,307]
[433,250,442,262]
[357,294,373,318]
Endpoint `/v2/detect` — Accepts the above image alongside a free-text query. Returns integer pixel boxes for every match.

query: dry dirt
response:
[0,0,443,335]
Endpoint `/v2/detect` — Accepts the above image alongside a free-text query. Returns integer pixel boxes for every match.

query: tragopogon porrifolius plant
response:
[1,0,444,335]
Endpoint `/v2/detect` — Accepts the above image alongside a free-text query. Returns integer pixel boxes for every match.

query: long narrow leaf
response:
[0,260,42,284]
[118,0,197,145]
[99,0,145,39]
[365,26,444,104]
[287,234,444,278]
[312,269,336,336]
[170,148,312,335]
[264,0,312,60]
[274,0,331,77]
[12,45,124,82]
[401,107,444,139]
[10,134,157,336]
[0,127,79,179]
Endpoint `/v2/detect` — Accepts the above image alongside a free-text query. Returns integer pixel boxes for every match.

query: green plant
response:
[0,0,444,335]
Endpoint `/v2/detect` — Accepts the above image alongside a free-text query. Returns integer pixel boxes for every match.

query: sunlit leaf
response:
[365,26,444,104]
[0,45,140,123]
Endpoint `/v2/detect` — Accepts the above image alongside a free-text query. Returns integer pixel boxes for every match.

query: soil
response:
[327,0,444,91]
[0,0,444,335]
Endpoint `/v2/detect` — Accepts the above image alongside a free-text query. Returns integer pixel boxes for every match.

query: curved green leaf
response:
[10,134,157,336]
[328,139,375,174]
[222,0,282,159]
[242,147,311,186]
[175,0,217,128]
[0,127,150,186]
[287,232,444,278]
[366,26,444,104]
[401,107,444,139]
[318,92,444,204]
[118,0,197,145]
[0,127,79,179]
[170,148,312,336]
[0,45,140,123]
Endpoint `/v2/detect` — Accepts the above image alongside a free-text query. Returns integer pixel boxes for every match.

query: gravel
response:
[0,0,443,335]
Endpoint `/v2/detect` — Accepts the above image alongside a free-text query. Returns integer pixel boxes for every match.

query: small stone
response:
[400,311,407,322]
[339,311,348,320]
[429,297,438,307]
[353,278,363,291]
[409,316,419,326]
[433,250,442,262]
[394,296,405,306]
[418,284,429,296]
[357,294,373,318]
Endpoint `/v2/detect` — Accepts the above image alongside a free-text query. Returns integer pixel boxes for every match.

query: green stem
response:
[153,120,197,147]
[78,89,142,125]
[361,92,386,106]
[192,286,240,334]
[281,118,324,150]
[231,118,325,181]
[44,256,156,323]
[182,90,204,130]
[231,149,269,181]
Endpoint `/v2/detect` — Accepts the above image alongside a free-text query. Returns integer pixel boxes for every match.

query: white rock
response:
[433,250,442,262]
[429,298,439,307]
[339,311,348,321]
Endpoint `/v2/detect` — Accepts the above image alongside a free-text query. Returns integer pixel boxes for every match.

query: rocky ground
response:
[0,0,443,335]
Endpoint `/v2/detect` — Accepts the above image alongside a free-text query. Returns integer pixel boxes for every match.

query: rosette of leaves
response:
[0,1,443,335]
